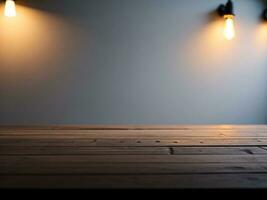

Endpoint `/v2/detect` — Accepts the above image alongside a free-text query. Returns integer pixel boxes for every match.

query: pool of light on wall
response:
[0,2,78,77]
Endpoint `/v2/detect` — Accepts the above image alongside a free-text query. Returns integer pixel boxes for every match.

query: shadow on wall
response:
[258,0,267,18]
[0,1,85,79]
[18,0,86,16]
[249,0,267,124]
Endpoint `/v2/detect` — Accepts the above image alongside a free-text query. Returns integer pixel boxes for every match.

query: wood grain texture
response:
[1,174,267,189]
[0,146,171,155]
[172,147,267,155]
[1,125,267,131]
[1,125,267,189]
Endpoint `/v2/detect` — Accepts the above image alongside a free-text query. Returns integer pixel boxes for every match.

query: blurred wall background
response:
[1,0,267,125]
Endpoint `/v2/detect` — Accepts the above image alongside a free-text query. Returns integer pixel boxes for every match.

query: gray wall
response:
[1,0,267,125]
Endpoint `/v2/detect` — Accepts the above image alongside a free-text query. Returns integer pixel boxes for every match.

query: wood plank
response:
[2,129,267,138]
[1,128,267,133]
[1,136,263,140]
[0,146,170,155]
[172,147,267,155]
[2,155,267,164]
[1,146,266,155]
[1,125,267,131]
[1,174,267,189]
[0,131,267,139]
[1,125,267,189]
[2,162,267,174]
[0,130,224,137]
[0,125,234,130]
[1,138,266,146]
[0,130,225,138]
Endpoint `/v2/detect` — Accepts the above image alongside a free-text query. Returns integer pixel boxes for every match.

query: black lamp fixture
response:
[4,0,16,17]
[263,8,267,21]
[218,0,235,17]
[217,0,236,40]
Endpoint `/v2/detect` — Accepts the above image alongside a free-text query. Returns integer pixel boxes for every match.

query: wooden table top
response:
[1,125,267,189]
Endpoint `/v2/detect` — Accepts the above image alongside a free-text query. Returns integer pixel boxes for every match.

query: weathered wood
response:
[1,125,267,131]
[1,162,267,174]
[0,138,266,146]
[1,174,267,189]
[0,174,267,189]
[0,125,235,130]
[0,130,225,138]
[0,127,267,136]
[1,155,267,164]
[1,125,267,189]
[2,146,266,155]
[0,146,170,155]
[172,147,267,155]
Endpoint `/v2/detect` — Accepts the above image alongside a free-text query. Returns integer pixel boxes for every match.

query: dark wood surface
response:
[1,125,267,189]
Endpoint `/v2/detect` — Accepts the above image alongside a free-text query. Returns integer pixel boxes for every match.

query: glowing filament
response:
[224,15,235,40]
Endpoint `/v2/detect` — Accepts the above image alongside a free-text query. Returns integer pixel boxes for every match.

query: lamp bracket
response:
[217,0,235,17]
[263,9,267,20]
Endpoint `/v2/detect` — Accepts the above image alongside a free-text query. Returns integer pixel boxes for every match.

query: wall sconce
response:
[4,0,16,17]
[263,9,267,21]
[218,0,235,40]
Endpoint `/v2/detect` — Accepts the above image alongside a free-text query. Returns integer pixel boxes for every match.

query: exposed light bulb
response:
[4,0,16,17]
[224,15,235,40]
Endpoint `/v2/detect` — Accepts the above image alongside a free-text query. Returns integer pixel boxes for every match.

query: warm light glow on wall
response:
[224,15,235,40]
[183,18,234,75]
[255,22,267,54]
[0,4,80,76]
[4,0,16,17]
